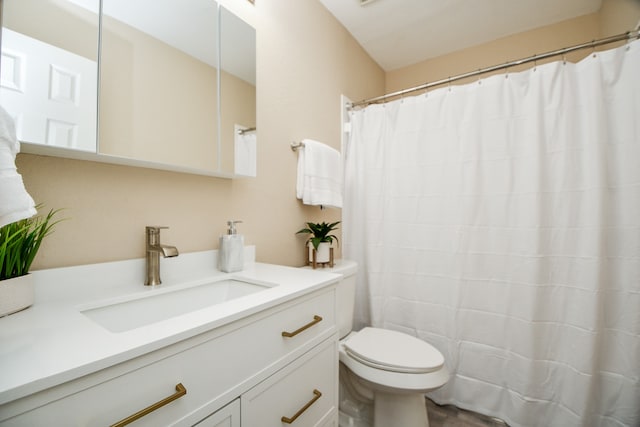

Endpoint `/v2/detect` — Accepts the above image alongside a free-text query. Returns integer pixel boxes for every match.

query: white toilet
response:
[324,260,449,427]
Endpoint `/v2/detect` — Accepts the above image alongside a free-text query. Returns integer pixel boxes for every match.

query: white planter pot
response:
[0,274,34,317]
[308,242,332,264]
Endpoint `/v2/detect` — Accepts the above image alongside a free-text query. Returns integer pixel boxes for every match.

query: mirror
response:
[99,0,220,171]
[220,6,256,176]
[0,0,99,152]
[0,0,256,177]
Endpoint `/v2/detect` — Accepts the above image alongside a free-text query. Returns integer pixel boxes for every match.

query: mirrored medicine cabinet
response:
[0,0,256,177]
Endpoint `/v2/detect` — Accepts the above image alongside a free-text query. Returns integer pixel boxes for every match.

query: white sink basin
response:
[80,278,272,332]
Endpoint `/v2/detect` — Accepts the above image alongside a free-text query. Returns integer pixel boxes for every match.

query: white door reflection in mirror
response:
[0,0,99,152]
[1,28,97,151]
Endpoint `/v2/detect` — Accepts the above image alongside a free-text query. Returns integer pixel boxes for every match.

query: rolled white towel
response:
[0,106,36,228]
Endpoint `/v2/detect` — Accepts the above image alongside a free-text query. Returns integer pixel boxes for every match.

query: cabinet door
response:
[194,399,240,427]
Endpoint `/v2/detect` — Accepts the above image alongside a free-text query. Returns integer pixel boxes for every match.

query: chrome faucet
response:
[145,226,179,286]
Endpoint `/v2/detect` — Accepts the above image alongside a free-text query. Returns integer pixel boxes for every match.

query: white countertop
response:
[0,248,341,405]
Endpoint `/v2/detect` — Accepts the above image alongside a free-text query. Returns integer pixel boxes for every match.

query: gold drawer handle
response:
[111,383,187,427]
[281,389,322,424]
[281,315,323,338]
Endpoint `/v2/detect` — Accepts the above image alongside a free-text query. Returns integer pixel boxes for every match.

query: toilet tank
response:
[327,260,358,339]
[301,259,358,339]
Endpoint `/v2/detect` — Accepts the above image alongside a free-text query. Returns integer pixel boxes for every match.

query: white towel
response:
[0,106,36,228]
[296,139,342,208]
[235,131,257,177]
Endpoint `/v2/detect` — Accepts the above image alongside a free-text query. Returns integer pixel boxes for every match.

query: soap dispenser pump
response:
[219,220,244,273]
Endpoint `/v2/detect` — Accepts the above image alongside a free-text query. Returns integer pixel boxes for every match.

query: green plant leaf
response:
[0,206,64,280]
[295,221,340,250]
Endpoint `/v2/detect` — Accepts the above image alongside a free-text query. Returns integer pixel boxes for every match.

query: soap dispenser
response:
[219,220,244,273]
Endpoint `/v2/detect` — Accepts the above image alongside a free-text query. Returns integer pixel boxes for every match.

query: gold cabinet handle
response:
[111,383,187,427]
[281,315,323,338]
[281,389,322,424]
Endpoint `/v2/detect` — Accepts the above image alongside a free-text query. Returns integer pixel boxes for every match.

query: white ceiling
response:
[318,0,603,71]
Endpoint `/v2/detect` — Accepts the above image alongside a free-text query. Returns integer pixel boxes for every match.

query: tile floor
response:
[426,398,509,427]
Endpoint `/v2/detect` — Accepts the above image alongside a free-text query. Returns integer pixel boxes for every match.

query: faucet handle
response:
[146,226,169,245]
[146,226,169,233]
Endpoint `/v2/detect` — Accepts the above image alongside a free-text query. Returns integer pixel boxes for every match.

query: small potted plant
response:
[0,206,61,316]
[296,221,340,267]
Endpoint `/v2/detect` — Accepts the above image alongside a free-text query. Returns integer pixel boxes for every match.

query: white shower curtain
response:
[343,39,640,427]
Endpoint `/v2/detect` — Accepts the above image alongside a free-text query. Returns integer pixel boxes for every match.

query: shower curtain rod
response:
[350,28,640,109]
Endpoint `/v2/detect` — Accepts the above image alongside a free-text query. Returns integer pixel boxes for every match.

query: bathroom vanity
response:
[0,249,339,426]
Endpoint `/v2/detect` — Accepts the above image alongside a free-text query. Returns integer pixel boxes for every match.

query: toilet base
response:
[339,391,430,427]
[373,391,429,427]
[339,359,440,427]
[339,409,372,427]
[339,364,373,426]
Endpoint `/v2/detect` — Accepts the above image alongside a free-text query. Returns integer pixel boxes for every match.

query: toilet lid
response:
[343,327,444,374]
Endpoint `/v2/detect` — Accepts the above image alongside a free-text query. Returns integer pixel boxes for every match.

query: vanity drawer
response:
[1,289,336,426]
[241,286,335,367]
[242,338,338,427]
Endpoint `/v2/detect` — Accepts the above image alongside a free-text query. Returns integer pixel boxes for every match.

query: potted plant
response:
[296,221,340,266]
[0,207,61,316]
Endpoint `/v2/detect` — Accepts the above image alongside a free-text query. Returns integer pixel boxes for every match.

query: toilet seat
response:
[343,327,444,374]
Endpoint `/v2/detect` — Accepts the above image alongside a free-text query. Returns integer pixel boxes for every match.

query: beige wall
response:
[16,0,385,270]
[386,0,640,94]
[599,0,640,36]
